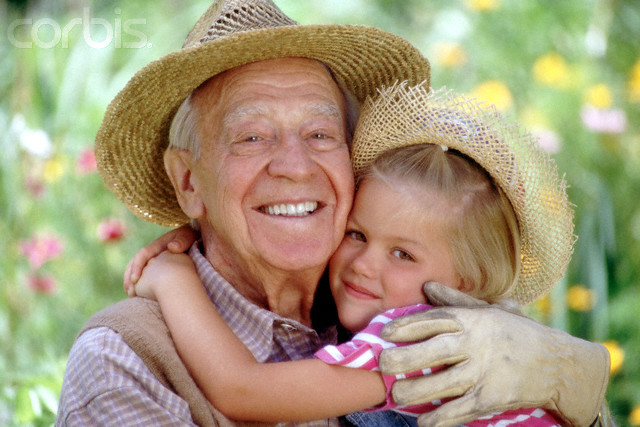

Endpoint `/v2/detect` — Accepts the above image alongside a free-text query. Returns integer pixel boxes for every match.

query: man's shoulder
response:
[75,298,176,387]
[81,298,164,336]
[58,306,195,427]
[69,298,167,379]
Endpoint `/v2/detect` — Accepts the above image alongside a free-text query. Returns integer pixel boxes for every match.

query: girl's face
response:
[329,176,462,332]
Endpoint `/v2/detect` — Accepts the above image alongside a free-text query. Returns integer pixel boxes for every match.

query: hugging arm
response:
[379,282,610,427]
[123,224,198,295]
[132,251,385,422]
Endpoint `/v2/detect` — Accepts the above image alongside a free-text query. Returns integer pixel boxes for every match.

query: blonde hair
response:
[358,144,521,304]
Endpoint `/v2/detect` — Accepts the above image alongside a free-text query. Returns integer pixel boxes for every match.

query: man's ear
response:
[164,149,205,219]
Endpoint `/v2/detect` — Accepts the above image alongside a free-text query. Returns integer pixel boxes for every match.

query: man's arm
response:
[56,327,196,426]
[378,282,610,427]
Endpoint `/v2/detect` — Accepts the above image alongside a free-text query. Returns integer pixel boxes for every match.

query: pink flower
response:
[97,218,126,243]
[76,148,98,174]
[533,128,561,154]
[19,234,64,270]
[25,174,46,198]
[581,105,627,134]
[26,274,57,294]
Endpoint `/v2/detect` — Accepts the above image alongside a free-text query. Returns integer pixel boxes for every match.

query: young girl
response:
[128,84,574,426]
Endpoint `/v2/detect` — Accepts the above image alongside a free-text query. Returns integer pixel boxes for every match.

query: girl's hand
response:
[123,224,199,296]
[132,251,198,300]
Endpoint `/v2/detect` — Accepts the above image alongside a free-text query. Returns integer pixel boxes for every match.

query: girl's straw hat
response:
[352,83,576,305]
[95,0,431,227]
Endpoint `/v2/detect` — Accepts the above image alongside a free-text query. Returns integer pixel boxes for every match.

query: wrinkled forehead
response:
[192,58,344,110]
[221,102,343,126]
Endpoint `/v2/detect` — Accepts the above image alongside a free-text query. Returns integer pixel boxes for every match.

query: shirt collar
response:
[188,242,337,362]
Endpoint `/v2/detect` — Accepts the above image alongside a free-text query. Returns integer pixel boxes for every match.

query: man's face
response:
[189,58,354,279]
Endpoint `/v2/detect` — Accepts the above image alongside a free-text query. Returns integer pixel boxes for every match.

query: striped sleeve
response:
[314,305,434,413]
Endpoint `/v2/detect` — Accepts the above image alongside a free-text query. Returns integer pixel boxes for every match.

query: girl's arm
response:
[134,252,385,422]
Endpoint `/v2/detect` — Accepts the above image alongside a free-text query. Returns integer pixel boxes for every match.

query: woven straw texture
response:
[351,84,575,305]
[95,0,431,227]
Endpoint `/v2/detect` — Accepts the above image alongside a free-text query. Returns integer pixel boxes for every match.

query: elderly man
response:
[57,0,610,426]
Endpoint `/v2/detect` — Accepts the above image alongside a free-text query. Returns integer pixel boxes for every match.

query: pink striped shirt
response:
[315,304,562,426]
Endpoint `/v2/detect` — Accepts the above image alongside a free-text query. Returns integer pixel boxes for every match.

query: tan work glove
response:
[379,282,611,427]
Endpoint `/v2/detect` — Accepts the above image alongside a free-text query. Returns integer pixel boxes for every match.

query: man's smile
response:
[259,201,319,217]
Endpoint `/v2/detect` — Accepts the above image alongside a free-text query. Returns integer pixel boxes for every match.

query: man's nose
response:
[267,132,318,181]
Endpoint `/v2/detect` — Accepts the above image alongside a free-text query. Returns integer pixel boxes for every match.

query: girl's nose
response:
[349,247,377,279]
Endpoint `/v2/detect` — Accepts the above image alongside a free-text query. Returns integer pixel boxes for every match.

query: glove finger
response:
[423,281,489,307]
[381,310,461,342]
[380,334,467,375]
[391,365,473,406]
[417,394,485,427]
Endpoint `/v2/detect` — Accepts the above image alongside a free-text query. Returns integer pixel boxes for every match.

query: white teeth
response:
[265,201,318,217]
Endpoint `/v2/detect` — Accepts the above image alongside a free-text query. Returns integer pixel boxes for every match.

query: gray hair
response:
[168,95,202,158]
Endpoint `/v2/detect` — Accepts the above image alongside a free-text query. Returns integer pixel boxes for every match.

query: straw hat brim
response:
[96,24,431,227]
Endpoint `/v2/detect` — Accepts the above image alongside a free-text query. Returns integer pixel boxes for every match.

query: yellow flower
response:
[465,0,501,11]
[533,53,570,89]
[469,80,513,110]
[520,107,549,128]
[601,340,625,375]
[585,83,613,109]
[566,285,596,311]
[44,157,65,183]
[433,42,468,68]
[629,58,640,103]
[630,403,640,426]
[533,294,551,316]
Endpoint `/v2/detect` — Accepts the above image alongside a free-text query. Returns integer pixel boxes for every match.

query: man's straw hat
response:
[351,83,576,304]
[95,0,431,227]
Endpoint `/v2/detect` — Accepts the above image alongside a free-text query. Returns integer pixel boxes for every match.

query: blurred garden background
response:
[1,0,639,425]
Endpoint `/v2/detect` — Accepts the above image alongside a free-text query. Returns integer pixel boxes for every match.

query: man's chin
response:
[258,243,333,273]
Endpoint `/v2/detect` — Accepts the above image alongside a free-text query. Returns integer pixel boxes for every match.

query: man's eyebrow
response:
[304,103,343,120]
[223,103,343,128]
[223,105,269,128]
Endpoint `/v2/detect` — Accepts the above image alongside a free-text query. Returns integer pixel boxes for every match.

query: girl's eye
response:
[347,230,366,242]
[392,249,414,261]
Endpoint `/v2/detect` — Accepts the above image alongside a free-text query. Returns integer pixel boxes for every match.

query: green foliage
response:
[1,0,639,425]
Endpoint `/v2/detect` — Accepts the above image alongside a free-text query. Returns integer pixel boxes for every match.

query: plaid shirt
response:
[57,243,340,426]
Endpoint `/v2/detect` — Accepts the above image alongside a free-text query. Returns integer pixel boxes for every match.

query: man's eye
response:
[306,130,345,151]
[244,135,262,142]
[391,249,414,261]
